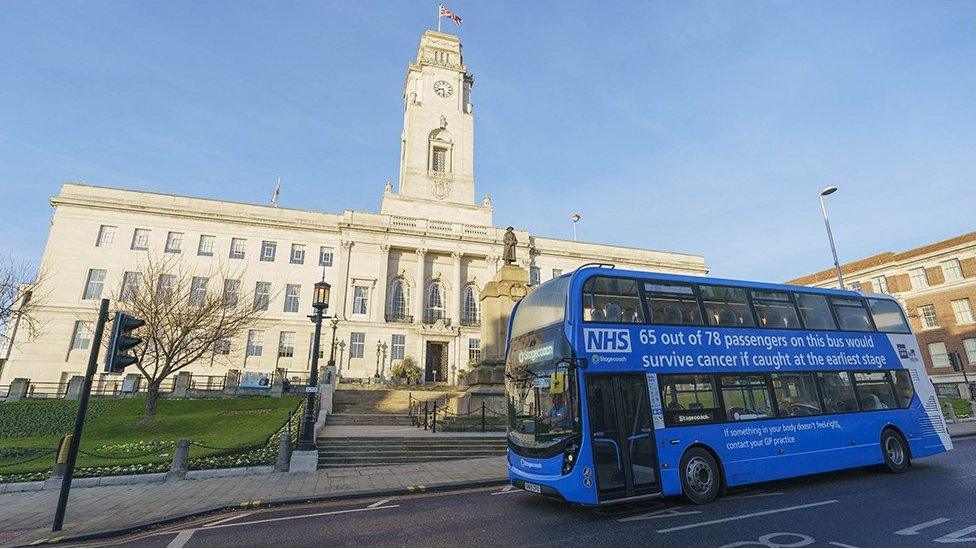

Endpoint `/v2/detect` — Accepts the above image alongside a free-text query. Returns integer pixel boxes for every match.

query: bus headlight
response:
[562,441,580,475]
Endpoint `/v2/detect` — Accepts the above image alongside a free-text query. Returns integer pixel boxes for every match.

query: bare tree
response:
[112,254,267,418]
[0,255,48,353]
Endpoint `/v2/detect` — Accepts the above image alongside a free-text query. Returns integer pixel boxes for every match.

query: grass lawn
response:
[0,396,301,477]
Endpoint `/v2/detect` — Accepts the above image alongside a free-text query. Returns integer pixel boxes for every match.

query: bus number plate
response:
[524,482,542,494]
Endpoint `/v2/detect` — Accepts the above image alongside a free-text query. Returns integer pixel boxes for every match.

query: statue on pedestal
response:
[503,227,517,265]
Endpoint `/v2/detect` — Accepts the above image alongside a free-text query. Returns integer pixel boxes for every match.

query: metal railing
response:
[385,313,414,324]
[408,393,503,433]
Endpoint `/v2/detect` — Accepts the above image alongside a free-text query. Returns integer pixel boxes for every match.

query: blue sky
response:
[1,1,973,281]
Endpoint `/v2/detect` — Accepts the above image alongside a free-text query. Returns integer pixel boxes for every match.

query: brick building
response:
[788,232,976,399]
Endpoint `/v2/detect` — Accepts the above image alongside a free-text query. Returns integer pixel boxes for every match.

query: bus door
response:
[585,373,660,501]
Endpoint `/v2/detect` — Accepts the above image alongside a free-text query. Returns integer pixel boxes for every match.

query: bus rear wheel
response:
[680,447,721,504]
[880,428,910,474]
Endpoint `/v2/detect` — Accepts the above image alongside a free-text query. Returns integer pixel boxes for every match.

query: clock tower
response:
[380,30,492,225]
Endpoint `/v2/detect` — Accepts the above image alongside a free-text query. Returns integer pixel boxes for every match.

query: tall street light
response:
[819,186,845,290]
[571,213,582,241]
[297,279,330,451]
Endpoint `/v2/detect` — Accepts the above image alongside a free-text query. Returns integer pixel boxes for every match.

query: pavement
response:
[80,437,976,548]
[946,418,976,438]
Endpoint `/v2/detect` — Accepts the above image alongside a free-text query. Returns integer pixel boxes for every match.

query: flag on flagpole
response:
[270,177,281,206]
[439,5,462,27]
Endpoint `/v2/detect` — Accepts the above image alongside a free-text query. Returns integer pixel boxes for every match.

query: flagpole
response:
[437,4,441,32]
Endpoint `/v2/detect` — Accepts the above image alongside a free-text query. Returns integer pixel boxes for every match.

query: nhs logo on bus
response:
[584,328,632,353]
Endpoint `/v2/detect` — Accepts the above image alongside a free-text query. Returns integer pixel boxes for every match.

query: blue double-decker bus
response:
[505,265,952,505]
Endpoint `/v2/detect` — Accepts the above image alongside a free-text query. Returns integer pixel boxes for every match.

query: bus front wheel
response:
[880,428,910,474]
[680,447,721,504]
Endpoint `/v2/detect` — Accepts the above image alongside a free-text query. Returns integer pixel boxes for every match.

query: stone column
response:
[65,376,85,400]
[7,378,29,402]
[451,251,463,324]
[485,254,499,280]
[414,247,427,323]
[334,240,354,319]
[375,244,391,322]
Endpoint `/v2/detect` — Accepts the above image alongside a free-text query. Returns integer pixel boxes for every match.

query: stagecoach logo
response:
[519,458,543,469]
[584,328,632,353]
[897,344,920,362]
[518,344,555,365]
[591,355,626,365]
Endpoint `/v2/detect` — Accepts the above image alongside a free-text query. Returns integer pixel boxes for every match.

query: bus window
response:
[890,370,915,408]
[867,299,911,334]
[659,374,721,425]
[752,291,800,329]
[700,286,756,328]
[795,293,837,331]
[770,373,822,417]
[720,375,775,421]
[853,372,897,410]
[831,297,874,332]
[816,371,859,413]
[583,277,644,323]
[644,282,703,326]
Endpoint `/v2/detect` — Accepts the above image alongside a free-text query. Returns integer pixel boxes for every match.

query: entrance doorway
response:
[425,342,448,383]
[585,373,660,501]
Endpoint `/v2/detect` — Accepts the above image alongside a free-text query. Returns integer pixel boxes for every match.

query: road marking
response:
[166,529,196,548]
[934,525,976,544]
[895,518,951,536]
[724,491,785,501]
[367,498,393,508]
[657,500,839,534]
[490,485,520,496]
[828,542,858,548]
[618,506,702,522]
[204,512,253,527]
[196,504,400,531]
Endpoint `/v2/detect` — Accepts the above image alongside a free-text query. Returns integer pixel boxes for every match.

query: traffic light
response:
[104,312,145,373]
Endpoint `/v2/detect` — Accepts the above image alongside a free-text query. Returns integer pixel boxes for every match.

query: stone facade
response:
[0,30,708,388]
[788,232,976,398]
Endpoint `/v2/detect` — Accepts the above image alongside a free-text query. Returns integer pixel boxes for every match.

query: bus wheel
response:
[880,428,910,474]
[680,448,721,504]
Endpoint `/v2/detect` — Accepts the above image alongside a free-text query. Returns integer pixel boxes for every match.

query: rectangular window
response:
[350,332,365,358]
[830,297,874,331]
[353,286,369,315]
[156,274,176,302]
[867,298,911,334]
[770,373,822,417]
[284,284,301,313]
[909,267,928,289]
[795,293,837,330]
[213,339,230,355]
[552,268,563,279]
[290,244,305,265]
[853,372,898,410]
[582,276,644,323]
[223,279,240,308]
[530,267,541,285]
[941,259,963,282]
[816,371,859,413]
[720,375,775,421]
[929,342,950,368]
[964,338,976,364]
[319,246,334,267]
[261,241,277,262]
[70,321,93,350]
[198,235,215,256]
[165,231,183,254]
[278,332,295,358]
[849,281,862,291]
[951,298,974,324]
[83,269,106,300]
[919,304,939,329]
[872,275,889,294]
[391,334,406,361]
[253,282,271,311]
[431,147,447,172]
[660,374,722,425]
[644,281,702,326]
[96,225,117,247]
[131,228,151,251]
[701,285,755,328]
[120,271,141,301]
[891,370,915,408]
[189,276,208,307]
[751,291,800,329]
[468,338,481,364]
[229,238,246,259]
[246,330,263,357]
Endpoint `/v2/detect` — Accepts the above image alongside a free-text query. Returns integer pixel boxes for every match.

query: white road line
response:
[656,500,840,534]
[618,507,702,523]
[828,542,858,548]
[490,485,520,496]
[895,518,951,536]
[197,504,400,531]
[203,512,254,527]
[724,492,785,501]
[166,529,195,548]
[367,498,393,508]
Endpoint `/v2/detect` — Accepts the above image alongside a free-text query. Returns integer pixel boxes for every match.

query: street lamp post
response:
[297,279,330,451]
[818,186,845,290]
[327,317,339,375]
[571,213,581,241]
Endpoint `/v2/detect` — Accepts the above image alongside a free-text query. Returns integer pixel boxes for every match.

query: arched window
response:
[388,278,410,322]
[461,284,480,325]
[426,282,447,323]
[428,128,453,174]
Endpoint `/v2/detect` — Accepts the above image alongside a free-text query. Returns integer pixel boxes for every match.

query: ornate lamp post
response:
[297,279,330,451]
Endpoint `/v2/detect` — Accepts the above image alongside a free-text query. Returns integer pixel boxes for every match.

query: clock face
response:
[433,80,453,98]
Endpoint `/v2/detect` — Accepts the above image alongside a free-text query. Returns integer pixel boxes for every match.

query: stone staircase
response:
[325,388,458,428]
[316,436,508,468]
